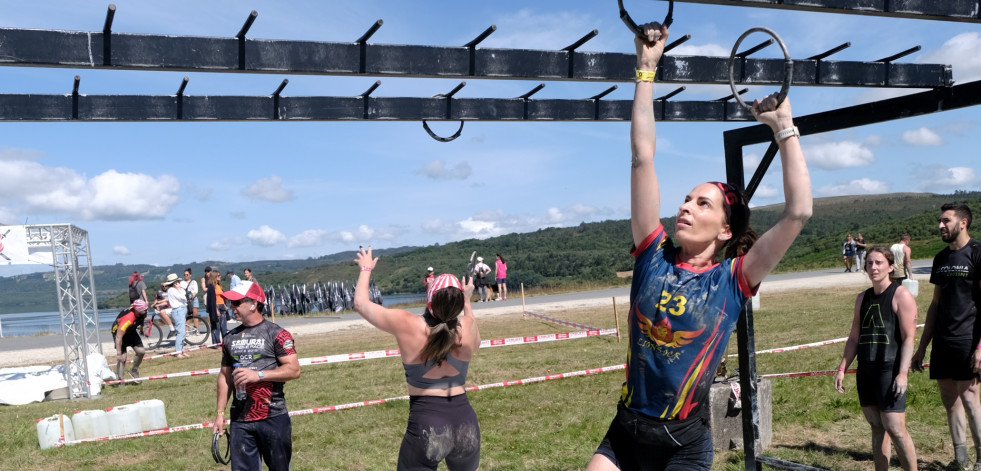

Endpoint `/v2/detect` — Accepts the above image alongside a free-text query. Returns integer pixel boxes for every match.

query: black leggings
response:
[397,394,480,471]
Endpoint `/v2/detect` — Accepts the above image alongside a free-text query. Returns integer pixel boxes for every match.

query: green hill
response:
[2,191,979,313]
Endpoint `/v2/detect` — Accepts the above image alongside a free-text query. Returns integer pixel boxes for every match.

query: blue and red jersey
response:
[621,224,756,420]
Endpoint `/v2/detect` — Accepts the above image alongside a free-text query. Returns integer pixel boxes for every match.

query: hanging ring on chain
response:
[212,432,230,465]
[618,0,674,38]
[727,27,793,112]
[422,120,464,143]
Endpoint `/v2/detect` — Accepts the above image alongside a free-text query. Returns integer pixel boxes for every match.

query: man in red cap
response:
[212,281,300,471]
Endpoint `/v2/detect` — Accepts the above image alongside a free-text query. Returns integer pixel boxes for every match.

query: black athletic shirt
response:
[857,282,902,363]
[221,319,297,422]
[930,238,981,340]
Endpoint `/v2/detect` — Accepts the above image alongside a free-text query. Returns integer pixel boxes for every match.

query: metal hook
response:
[103,4,116,34]
[618,0,674,38]
[664,34,690,54]
[176,76,189,96]
[655,86,685,101]
[356,20,383,44]
[727,27,793,112]
[564,30,598,52]
[589,85,618,101]
[237,10,258,39]
[359,80,381,98]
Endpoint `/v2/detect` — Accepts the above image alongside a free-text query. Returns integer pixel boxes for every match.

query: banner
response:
[0,225,53,265]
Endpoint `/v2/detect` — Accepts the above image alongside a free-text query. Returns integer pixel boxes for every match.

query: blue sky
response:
[1,1,979,273]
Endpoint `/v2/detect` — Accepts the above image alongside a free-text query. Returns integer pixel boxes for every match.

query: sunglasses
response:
[230,298,253,307]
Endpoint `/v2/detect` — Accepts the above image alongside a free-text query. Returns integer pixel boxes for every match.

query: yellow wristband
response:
[635,68,657,82]
[217,410,224,414]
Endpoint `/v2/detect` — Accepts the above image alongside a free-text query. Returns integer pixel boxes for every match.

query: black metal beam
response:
[724,78,981,147]
[0,93,764,122]
[671,0,981,23]
[0,28,953,88]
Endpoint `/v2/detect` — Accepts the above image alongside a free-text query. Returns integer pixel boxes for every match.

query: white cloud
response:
[1,159,179,220]
[0,206,17,224]
[805,141,875,170]
[209,237,243,251]
[415,160,472,180]
[287,229,329,248]
[817,178,888,196]
[919,32,981,83]
[901,127,944,146]
[863,135,882,147]
[671,43,729,57]
[458,217,499,237]
[244,175,294,203]
[247,225,286,246]
[752,184,779,199]
[915,165,979,189]
[112,245,130,255]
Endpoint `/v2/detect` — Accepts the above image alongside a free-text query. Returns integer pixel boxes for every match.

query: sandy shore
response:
[0,270,925,369]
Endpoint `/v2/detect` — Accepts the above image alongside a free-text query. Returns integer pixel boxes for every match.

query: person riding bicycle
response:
[112,299,149,384]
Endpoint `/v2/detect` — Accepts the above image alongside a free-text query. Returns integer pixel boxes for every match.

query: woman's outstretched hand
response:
[354,245,378,271]
[751,93,794,132]
[634,22,669,71]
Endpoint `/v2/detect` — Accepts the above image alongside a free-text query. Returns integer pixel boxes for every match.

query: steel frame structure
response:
[24,224,101,400]
[3,1,980,466]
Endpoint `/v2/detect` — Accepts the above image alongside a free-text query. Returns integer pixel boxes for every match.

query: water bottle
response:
[233,363,247,401]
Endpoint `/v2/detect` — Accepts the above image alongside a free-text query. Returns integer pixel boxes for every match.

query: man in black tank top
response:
[912,203,981,470]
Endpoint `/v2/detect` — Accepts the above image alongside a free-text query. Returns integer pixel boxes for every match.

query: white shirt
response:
[181,279,199,299]
[167,285,187,308]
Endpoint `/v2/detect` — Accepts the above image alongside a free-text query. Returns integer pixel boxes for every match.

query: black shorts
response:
[117,327,144,350]
[930,336,978,381]
[594,403,713,471]
[856,361,906,412]
[398,394,480,471]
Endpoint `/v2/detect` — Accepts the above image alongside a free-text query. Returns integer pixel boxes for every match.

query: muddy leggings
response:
[397,394,480,471]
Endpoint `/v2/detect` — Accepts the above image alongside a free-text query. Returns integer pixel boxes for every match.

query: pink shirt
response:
[495,260,507,279]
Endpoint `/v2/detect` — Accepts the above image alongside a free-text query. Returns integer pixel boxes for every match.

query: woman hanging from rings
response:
[586,21,812,470]
[354,246,482,471]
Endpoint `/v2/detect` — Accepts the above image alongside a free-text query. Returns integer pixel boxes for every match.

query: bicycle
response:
[139,309,211,350]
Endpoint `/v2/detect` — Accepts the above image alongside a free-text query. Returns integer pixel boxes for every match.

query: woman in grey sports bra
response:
[354,246,482,471]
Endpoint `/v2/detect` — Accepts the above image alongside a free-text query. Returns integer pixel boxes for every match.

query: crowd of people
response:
[107,22,981,471]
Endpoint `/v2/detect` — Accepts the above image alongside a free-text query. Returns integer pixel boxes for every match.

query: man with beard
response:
[913,202,981,470]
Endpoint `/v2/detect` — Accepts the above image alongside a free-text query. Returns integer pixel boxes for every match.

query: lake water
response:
[0,292,426,337]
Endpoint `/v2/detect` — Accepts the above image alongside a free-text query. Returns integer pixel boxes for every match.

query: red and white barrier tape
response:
[107,327,617,385]
[760,362,930,379]
[523,310,602,331]
[61,363,626,445]
[728,323,925,358]
[126,343,213,364]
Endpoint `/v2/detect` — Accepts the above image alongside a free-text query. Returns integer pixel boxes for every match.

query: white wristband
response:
[774,126,800,142]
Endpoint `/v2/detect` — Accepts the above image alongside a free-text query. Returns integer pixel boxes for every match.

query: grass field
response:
[2,285,963,470]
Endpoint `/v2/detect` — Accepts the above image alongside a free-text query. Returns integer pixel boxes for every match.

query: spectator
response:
[151,282,176,336]
[162,273,190,359]
[473,256,492,302]
[494,253,508,301]
[206,269,228,346]
[423,267,435,290]
[213,281,300,471]
[586,22,811,471]
[128,271,147,304]
[228,270,242,291]
[244,268,256,283]
[890,233,913,282]
[835,246,918,471]
[112,299,149,384]
[855,232,868,272]
[182,268,200,331]
[912,203,981,470]
[354,247,481,469]
[842,233,857,273]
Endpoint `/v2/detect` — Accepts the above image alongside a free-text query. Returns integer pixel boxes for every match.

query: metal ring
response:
[422,120,464,143]
[618,0,674,38]
[212,432,230,465]
[727,27,793,112]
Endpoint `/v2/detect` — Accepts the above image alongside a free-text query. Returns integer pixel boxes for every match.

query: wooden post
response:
[613,297,621,343]
[520,283,526,315]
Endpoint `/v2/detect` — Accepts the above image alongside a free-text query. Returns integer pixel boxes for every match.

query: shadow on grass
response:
[774,442,951,471]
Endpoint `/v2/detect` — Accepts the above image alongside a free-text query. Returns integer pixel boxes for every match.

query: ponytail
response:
[419,287,463,365]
